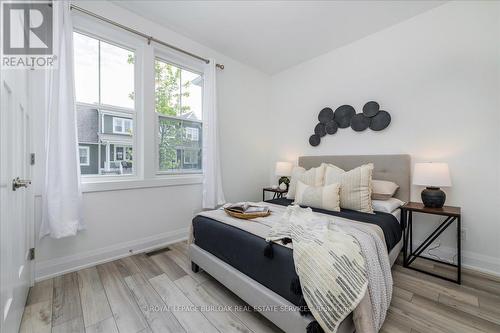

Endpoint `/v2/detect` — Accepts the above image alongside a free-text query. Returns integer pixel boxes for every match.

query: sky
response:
[73,31,202,120]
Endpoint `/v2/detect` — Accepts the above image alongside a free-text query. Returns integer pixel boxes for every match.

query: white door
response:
[0,68,33,333]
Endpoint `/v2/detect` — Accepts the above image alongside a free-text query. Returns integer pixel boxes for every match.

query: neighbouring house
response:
[157,111,203,172]
[77,106,134,175]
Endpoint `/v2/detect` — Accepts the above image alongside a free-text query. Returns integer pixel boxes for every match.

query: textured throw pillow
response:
[323,163,374,213]
[286,164,326,199]
[372,180,399,200]
[294,181,341,212]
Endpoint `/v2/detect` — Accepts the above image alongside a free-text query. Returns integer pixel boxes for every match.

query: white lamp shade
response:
[275,161,293,176]
[413,162,452,187]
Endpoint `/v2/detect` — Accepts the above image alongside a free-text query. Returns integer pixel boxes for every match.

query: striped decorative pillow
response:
[286,164,326,200]
[323,163,374,213]
[294,181,341,212]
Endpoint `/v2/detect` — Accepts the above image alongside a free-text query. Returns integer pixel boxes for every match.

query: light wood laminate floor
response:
[20,242,500,333]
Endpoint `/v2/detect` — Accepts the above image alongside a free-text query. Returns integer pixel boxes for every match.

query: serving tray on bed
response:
[224,208,271,219]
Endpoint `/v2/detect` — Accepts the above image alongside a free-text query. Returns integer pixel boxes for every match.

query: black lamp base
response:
[421,187,446,208]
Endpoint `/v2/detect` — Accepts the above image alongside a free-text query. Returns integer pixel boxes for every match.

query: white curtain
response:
[40,1,84,239]
[202,60,226,209]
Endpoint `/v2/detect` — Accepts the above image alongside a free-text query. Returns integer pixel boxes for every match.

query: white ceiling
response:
[113,1,445,74]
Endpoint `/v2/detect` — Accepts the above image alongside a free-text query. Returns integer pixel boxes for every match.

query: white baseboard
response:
[412,240,500,278]
[35,227,189,282]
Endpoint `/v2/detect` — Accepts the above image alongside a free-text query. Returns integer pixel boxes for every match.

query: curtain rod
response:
[70,4,225,70]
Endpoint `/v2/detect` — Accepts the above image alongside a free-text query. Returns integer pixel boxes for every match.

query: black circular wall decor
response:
[325,120,338,135]
[314,123,327,137]
[318,107,334,123]
[350,113,371,132]
[362,101,380,117]
[369,110,391,131]
[309,134,321,146]
[334,105,355,128]
[309,101,392,146]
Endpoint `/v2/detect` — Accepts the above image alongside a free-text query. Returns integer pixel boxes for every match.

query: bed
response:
[189,154,410,333]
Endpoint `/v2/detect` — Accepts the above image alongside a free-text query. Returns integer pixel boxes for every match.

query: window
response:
[155,58,203,173]
[72,15,208,189]
[115,146,124,160]
[113,117,133,135]
[74,32,134,108]
[113,145,133,161]
[79,146,90,166]
[73,31,136,177]
[183,150,198,165]
[185,127,199,141]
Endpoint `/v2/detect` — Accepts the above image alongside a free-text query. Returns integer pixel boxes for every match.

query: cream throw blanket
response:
[192,203,392,333]
[267,205,368,332]
[267,205,392,333]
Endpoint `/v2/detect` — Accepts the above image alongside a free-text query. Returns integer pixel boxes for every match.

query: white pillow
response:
[372,180,399,200]
[294,181,341,212]
[323,163,374,213]
[286,164,326,199]
[372,198,405,213]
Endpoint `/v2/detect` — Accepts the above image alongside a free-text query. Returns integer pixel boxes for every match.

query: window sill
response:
[81,174,203,193]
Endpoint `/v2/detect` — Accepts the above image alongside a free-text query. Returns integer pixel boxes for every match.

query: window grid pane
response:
[155,59,203,173]
[100,40,135,109]
[73,32,99,104]
[74,32,135,109]
[74,31,136,177]
[158,116,202,172]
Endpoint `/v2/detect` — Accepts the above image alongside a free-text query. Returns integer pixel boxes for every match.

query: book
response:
[223,202,270,214]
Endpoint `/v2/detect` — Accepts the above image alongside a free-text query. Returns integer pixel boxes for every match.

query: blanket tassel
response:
[298,296,311,316]
[263,242,274,259]
[290,276,302,295]
[306,321,324,333]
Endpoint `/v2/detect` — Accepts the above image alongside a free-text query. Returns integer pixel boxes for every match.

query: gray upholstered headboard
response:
[298,154,411,202]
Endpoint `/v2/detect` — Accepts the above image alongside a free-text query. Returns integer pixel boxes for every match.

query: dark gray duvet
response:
[192,198,401,306]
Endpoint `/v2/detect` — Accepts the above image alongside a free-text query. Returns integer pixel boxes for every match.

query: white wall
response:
[269,1,500,274]
[33,1,271,280]
[33,0,500,279]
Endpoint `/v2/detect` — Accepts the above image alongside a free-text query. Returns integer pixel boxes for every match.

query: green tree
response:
[155,60,191,116]
[128,55,196,170]
[128,54,191,115]
[155,60,193,170]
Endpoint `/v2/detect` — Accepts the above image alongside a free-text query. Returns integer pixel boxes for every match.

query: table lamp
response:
[413,162,452,208]
[275,162,293,190]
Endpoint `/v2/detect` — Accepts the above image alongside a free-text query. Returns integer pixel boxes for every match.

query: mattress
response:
[192,199,402,306]
[392,208,401,223]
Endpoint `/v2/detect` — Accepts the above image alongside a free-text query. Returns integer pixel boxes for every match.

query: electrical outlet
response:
[461,228,468,241]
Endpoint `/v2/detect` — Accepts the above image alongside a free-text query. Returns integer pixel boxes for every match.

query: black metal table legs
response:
[402,210,461,284]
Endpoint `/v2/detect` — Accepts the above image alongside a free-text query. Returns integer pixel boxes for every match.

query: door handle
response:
[12,177,31,191]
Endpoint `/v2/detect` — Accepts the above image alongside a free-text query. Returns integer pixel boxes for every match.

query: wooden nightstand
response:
[262,187,287,201]
[401,202,462,284]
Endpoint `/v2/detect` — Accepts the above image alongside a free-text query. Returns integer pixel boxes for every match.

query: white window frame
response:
[113,117,124,134]
[185,127,199,141]
[154,50,204,176]
[183,149,198,165]
[79,146,90,166]
[114,146,124,160]
[113,145,133,161]
[72,13,205,193]
[112,117,133,135]
[73,13,143,185]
